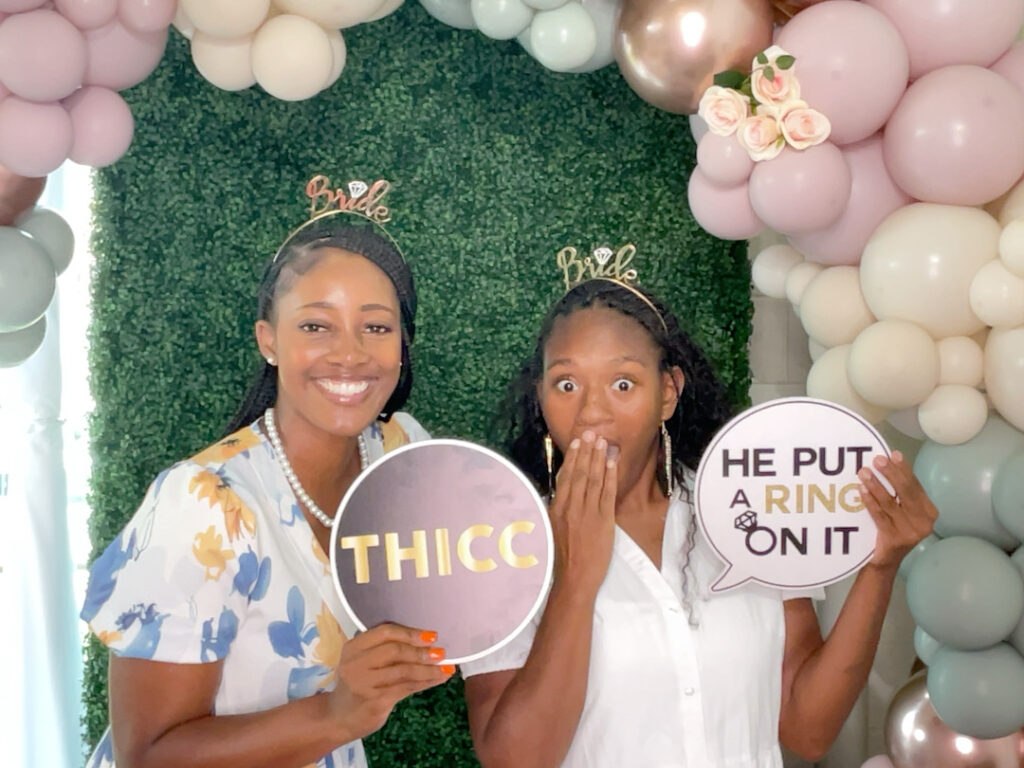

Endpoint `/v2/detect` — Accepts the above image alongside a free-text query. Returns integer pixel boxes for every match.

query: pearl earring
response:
[266,357,276,366]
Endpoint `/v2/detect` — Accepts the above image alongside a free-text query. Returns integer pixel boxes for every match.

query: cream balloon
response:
[887,406,926,440]
[985,325,1024,432]
[751,243,803,299]
[970,259,1024,329]
[529,2,596,71]
[918,385,989,445]
[848,320,940,409]
[323,29,346,88]
[937,335,984,387]
[523,0,566,9]
[1000,219,1024,278]
[806,344,890,424]
[798,266,875,348]
[471,0,533,39]
[252,14,333,101]
[784,260,823,306]
[274,0,388,28]
[180,0,270,37]
[190,32,256,91]
[987,173,1024,226]
[366,0,405,21]
[808,337,827,362]
[860,203,1000,338]
[172,2,195,38]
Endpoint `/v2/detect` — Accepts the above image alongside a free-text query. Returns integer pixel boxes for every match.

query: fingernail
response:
[420,630,437,644]
[874,455,888,467]
[582,430,595,443]
[858,483,868,495]
[607,445,619,461]
[570,438,580,450]
[893,450,903,463]
[857,468,870,480]
[428,647,446,661]
[441,665,456,675]
[596,437,607,450]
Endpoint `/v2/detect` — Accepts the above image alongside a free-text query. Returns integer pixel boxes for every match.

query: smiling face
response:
[256,247,403,440]
[539,305,682,494]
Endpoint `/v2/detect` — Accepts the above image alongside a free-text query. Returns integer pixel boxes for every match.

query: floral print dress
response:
[82,413,430,768]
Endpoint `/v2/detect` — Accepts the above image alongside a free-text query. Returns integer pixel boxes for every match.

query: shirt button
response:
[684,687,696,696]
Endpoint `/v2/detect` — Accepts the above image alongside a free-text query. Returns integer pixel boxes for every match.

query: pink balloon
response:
[776,1,908,145]
[696,132,755,187]
[118,0,175,32]
[56,0,118,30]
[63,85,133,167]
[992,42,1024,97]
[789,134,912,265]
[864,0,1024,80]
[748,142,851,235]
[0,97,71,176]
[687,168,764,240]
[859,757,894,768]
[883,65,1024,206]
[0,0,47,10]
[0,10,87,102]
[83,16,167,90]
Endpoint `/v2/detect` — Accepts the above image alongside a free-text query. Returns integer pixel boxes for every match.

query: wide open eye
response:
[613,378,635,392]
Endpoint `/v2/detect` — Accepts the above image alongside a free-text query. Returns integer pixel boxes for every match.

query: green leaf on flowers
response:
[713,70,745,89]
[764,66,775,81]
[756,51,769,65]
[776,55,795,70]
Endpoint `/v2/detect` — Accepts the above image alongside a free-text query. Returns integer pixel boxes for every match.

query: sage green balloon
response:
[927,643,1024,739]
[898,532,939,581]
[913,625,942,665]
[907,535,1024,650]
[993,452,1024,543]
[0,226,55,332]
[1013,547,1024,655]
[0,315,45,367]
[914,415,1024,550]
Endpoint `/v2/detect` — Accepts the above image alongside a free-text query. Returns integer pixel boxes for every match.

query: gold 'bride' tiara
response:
[272,174,404,262]
[556,243,667,332]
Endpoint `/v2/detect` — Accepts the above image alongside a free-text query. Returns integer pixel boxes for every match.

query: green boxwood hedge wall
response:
[84,5,751,765]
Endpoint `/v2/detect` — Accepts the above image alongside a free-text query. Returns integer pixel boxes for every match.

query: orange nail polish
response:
[428,647,446,661]
[441,664,456,675]
[420,630,438,644]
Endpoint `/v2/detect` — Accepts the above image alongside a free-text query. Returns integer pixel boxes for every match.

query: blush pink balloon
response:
[0,97,72,176]
[789,134,912,265]
[56,0,118,30]
[775,1,908,145]
[748,142,851,235]
[687,168,764,240]
[696,132,755,187]
[0,10,87,102]
[84,17,167,90]
[63,86,133,167]
[119,0,176,32]
[883,65,1024,206]
[859,757,894,768]
[992,42,1024,97]
[0,0,47,10]
[864,0,1024,80]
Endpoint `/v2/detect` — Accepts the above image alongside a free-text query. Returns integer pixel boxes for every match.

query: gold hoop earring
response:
[543,434,555,494]
[661,422,673,498]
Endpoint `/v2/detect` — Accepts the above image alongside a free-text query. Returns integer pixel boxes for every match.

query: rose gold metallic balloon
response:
[885,672,1024,768]
[0,163,45,226]
[614,0,773,114]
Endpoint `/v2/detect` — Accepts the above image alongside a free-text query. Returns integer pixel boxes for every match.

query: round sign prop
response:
[330,439,552,664]
[695,397,888,593]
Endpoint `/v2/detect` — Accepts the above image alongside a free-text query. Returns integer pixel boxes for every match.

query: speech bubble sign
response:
[329,439,553,664]
[694,397,889,593]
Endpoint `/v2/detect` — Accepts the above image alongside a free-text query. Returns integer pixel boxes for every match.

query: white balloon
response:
[274,0,387,28]
[366,0,404,21]
[15,207,73,275]
[784,260,823,306]
[523,0,565,9]
[0,315,45,368]
[848,320,939,409]
[918,385,989,445]
[0,227,55,333]
[323,29,346,88]
[799,266,875,348]
[172,2,195,38]
[937,335,984,387]
[887,406,926,440]
[985,325,1024,432]
[861,203,1000,338]
[528,2,595,72]
[999,218,1024,278]
[752,243,803,299]
[806,345,890,425]
[808,337,827,361]
[180,0,269,37]
[970,259,1024,328]
[252,14,333,101]
[471,0,533,39]
[190,31,256,91]
[566,0,616,71]
[419,0,476,29]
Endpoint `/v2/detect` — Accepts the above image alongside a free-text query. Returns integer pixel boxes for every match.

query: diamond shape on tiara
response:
[348,180,369,198]
[593,246,613,265]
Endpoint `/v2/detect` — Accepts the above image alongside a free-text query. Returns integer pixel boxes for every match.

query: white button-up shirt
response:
[463,483,821,767]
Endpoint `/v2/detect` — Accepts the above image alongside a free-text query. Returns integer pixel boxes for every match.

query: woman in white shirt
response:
[462,275,937,767]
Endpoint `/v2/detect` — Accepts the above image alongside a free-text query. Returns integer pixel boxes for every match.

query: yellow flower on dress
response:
[189,469,256,541]
[191,427,262,466]
[312,603,346,689]
[380,419,410,454]
[192,525,236,580]
[311,535,330,575]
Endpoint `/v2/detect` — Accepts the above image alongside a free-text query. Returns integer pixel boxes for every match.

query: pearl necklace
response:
[264,407,369,528]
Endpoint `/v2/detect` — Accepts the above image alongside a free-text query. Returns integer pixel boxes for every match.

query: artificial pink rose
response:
[779,102,831,149]
[751,63,800,106]
[697,85,750,137]
[737,114,784,161]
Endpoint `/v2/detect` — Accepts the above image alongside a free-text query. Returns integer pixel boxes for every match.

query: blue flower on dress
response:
[201,606,240,661]
[81,529,138,622]
[117,603,168,659]
[268,586,316,660]
[233,547,272,603]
